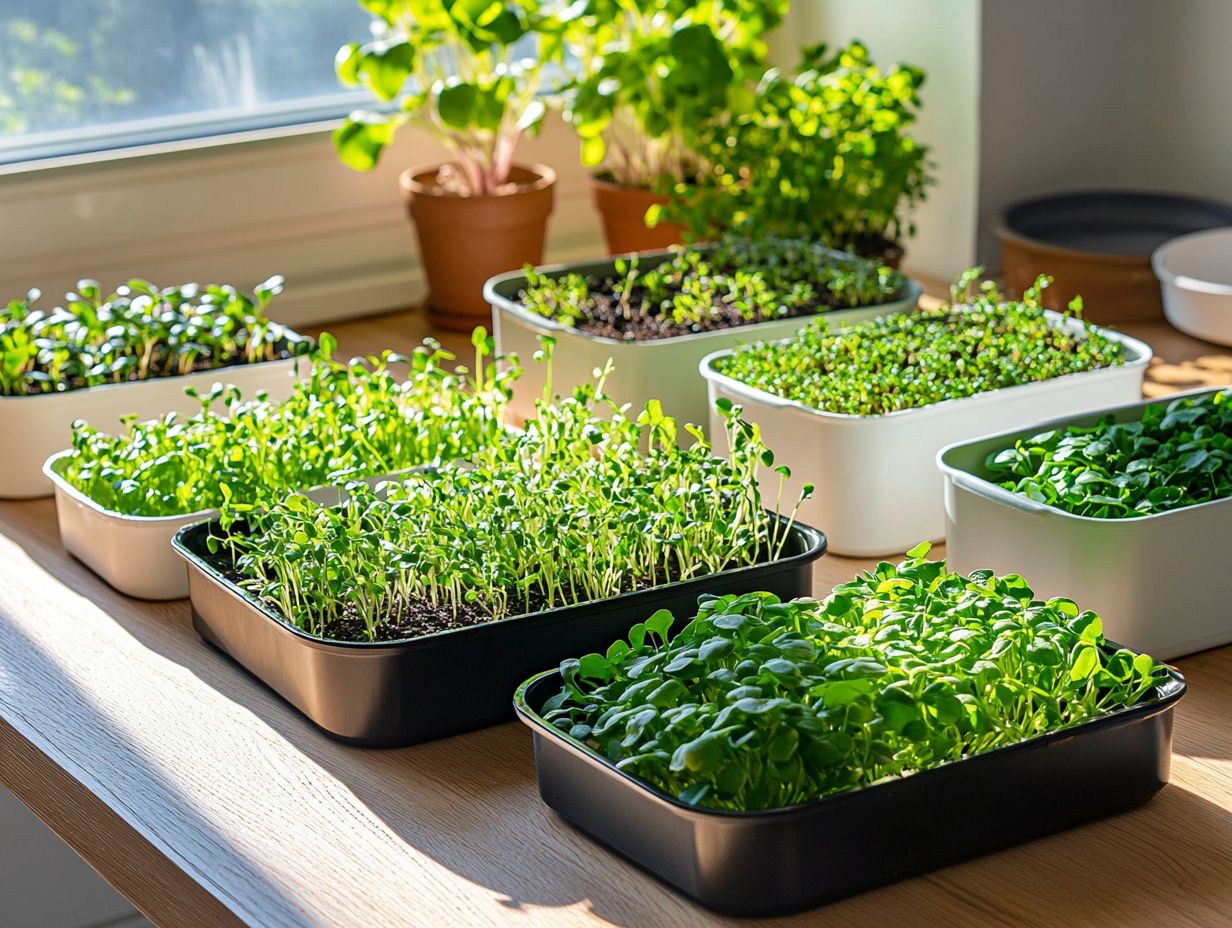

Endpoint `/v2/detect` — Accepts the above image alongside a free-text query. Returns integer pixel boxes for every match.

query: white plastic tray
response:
[700,312,1153,556]
[2,349,308,499]
[939,386,1231,660]
[486,252,921,431]
[45,454,405,601]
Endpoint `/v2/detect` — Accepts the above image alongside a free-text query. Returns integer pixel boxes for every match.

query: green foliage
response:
[215,381,809,642]
[667,41,932,255]
[987,389,1232,518]
[561,0,787,187]
[0,277,307,397]
[712,272,1125,417]
[542,547,1171,812]
[333,0,562,192]
[0,18,134,136]
[518,236,908,338]
[54,335,513,518]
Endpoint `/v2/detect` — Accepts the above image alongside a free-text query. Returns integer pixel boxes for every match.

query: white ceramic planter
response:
[1153,227,1232,346]
[939,387,1230,660]
[44,454,407,601]
[486,251,922,430]
[700,313,1153,557]
[1,346,309,499]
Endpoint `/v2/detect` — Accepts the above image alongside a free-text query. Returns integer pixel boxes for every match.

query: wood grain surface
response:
[1,298,1231,928]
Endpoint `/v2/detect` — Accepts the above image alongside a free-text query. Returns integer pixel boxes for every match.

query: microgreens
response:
[713,271,1125,417]
[57,330,513,518]
[987,389,1232,518]
[518,235,907,340]
[541,543,1170,812]
[211,371,812,643]
[1,276,306,397]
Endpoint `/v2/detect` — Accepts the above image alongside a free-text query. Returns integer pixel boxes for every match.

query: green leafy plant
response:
[541,543,1170,812]
[562,0,787,189]
[211,372,811,643]
[712,271,1125,417]
[668,41,932,258]
[332,0,562,192]
[518,235,908,340]
[0,277,306,397]
[987,389,1232,518]
[54,332,513,518]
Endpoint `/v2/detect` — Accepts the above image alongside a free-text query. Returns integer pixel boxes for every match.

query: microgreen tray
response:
[486,250,921,433]
[173,515,826,747]
[515,659,1185,916]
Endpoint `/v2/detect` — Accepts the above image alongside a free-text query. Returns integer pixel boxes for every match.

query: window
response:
[0,0,373,164]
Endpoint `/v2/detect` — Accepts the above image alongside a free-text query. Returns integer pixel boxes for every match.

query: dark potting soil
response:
[558,288,838,341]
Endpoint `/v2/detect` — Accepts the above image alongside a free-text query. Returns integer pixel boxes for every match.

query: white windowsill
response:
[0,116,603,327]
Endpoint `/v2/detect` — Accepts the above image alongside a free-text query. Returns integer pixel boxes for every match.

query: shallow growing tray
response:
[485,251,921,431]
[516,661,1185,916]
[700,312,1152,556]
[45,455,401,601]
[998,190,1232,324]
[1,336,310,500]
[173,516,826,747]
[940,387,1231,660]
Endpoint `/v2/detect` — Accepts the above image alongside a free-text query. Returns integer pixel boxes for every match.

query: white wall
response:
[977,0,1232,266]
[784,0,984,282]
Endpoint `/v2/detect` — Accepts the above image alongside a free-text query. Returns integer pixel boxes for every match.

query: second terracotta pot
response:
[401,163,556,331]
[590,175,685,255]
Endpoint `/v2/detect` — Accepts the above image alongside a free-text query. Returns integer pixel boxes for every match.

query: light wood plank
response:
[0,301,1229,928]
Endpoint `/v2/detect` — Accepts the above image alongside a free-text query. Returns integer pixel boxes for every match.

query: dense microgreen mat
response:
[517,236,907,340]
[710,271,1126,417]
[57,332,511,518]
[540,544,1170,812]
[986,389,1232,518]
[211,370,811,643]
[1,277,307,396]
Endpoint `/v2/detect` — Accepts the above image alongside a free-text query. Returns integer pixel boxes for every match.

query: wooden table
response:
[2,308,1231,928]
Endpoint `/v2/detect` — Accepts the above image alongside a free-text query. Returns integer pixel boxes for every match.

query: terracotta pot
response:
[400,163,556,331]
[997,191,1232,326]
[590,176,684,255]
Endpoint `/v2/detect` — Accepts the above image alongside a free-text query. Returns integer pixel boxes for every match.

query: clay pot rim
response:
[996,221,1151,267]
[399,162,557,199]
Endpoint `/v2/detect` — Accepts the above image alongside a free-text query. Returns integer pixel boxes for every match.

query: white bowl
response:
[1153,226,1232,345]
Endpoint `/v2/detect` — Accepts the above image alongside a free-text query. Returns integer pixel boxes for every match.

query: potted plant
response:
[699,271,1152,555]
[516,549,1184,915]
[45,332,513,600]
[669,41,932,265]
[333,0,562,330]
[0,276,310,500]
[173,390,825,746]
[940,386,1232,660]
[561,0,787,254]
[485,235,921,429]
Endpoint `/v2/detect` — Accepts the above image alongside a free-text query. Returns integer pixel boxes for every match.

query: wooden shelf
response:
[2,305,1231,927]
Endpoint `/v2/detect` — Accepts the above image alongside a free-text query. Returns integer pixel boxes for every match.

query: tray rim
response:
[515,652,1186,822]
[938,384,1232,526]
[175,513,827,653]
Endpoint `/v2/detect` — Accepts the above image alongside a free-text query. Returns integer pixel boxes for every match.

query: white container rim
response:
[484,250,924,349]
[936,385,1232,526]
[0,329,310,405]
[1152,227,1232,297]
[43,448,494,526]
[699,310,1153,426]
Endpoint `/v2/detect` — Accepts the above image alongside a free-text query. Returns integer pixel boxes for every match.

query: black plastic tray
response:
[515,660,1186,916]
[172,516,825,747]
